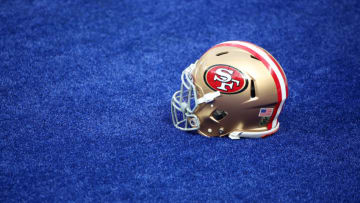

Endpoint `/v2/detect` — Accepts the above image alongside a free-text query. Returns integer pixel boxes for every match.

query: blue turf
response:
[1,0,360,201]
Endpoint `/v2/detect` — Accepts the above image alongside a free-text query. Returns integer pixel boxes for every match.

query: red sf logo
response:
[204,65,248,94]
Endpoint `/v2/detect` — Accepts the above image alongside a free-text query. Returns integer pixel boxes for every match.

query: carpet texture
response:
[1,0,360,201]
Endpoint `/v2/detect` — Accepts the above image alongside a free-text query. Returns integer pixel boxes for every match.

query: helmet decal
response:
[204,64,248,94]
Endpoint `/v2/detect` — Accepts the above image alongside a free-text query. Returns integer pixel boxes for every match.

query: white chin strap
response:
[197,91,221,104]
[228,122,280,139]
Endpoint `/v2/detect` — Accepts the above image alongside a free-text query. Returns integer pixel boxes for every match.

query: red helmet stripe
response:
[211,41,286,130]
[267,54,288,98]
[239,42,288,130]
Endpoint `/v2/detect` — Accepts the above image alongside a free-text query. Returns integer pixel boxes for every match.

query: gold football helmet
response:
[171,41,288,139]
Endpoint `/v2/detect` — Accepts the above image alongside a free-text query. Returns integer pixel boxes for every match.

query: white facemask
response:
[171,62,220,131]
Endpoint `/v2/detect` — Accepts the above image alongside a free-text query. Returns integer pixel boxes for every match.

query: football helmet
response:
[171,41,288,139]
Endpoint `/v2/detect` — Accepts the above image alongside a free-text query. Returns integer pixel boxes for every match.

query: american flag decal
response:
[258,108,273,117]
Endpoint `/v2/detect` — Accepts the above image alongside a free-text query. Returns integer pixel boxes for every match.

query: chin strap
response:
[197,91,221,104]
[228,122,280,139]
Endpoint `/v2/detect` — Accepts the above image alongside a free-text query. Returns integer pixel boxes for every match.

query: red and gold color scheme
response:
[171,41,288,139]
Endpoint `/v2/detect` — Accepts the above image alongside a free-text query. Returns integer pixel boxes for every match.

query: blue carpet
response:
[1,0,360,201]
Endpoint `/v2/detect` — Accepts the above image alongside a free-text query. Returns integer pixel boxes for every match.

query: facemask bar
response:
[171,63,200,131]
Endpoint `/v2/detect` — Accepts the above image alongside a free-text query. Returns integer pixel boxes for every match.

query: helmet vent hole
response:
[250,80,256,98]
[216,51,229,56]
[250,55,260,61]
[211,109,228,121]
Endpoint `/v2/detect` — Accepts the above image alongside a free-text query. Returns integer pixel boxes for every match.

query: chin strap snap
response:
[228,123,280,139]
[197,91,221,104]
[229,132,242,140]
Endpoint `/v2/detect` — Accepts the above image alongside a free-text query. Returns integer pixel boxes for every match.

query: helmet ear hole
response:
[211,109,228,121]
